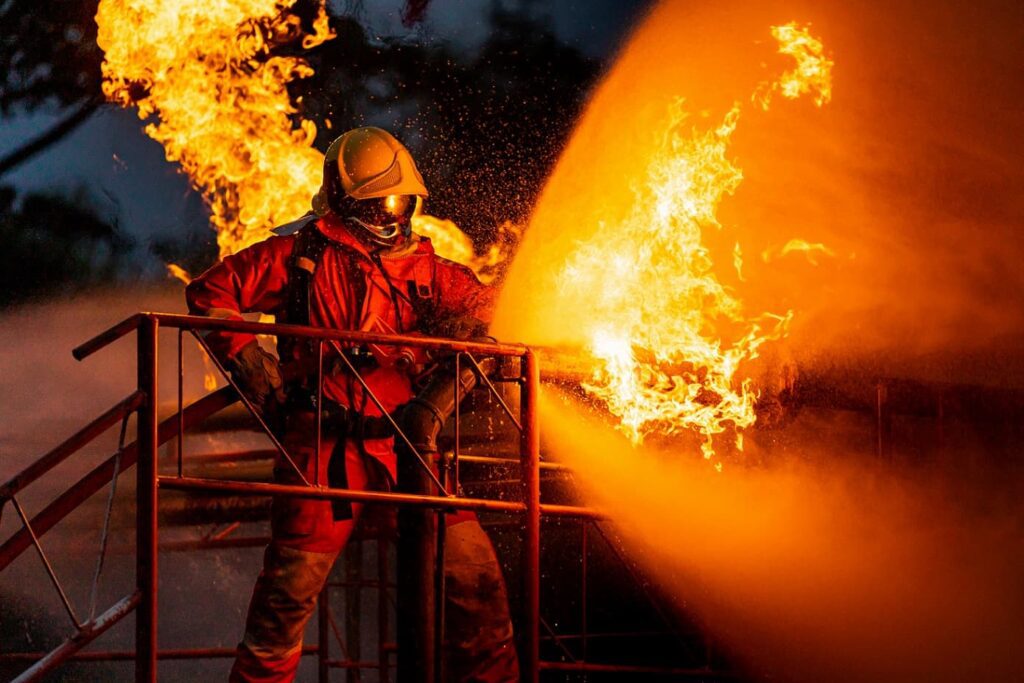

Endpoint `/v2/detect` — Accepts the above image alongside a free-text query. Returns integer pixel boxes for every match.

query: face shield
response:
[333,192,418,247]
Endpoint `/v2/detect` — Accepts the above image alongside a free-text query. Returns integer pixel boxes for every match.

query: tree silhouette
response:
[0,186,132,306]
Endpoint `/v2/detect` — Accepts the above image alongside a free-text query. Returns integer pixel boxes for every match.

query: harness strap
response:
[278,225,330,410]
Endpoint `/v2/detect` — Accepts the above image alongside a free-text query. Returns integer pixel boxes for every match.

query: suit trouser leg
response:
[444,515,520,683]
[230,429,367,683]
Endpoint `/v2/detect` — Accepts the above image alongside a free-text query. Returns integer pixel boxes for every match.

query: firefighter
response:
[186,127,519,682]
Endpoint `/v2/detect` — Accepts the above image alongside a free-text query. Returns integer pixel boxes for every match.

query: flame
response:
[554,24,831,460]
[755,22,834,110]
[96,0,506,275]
[166,263,192,284]
[762,238,837,266]
[165,262,221,389]
[411,214,522,285]
[733,242,746,282]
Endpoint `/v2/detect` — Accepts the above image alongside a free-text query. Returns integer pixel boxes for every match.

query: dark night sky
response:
[0,0,652,275]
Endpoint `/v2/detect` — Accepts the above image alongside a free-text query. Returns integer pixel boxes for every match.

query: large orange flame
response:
[553,24,832,460]
[492,22,833,463]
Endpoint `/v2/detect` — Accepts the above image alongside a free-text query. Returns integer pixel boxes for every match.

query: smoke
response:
[543,390,1024,682]
[494,0,1024,387]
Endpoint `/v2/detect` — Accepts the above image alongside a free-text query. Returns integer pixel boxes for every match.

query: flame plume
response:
[97,0,333,257]
[96,0,508,274]
[412,215,522,284]
[557,23,832,460]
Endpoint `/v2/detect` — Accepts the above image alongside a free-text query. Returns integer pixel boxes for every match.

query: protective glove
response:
[432,315,491,341]
[228,341,286,412]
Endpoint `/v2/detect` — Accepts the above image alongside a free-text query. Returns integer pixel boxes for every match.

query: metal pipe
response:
[136,315,159,683]
[377,537,390,683]
[177,330,184,478]
[1,644,315,663]
[191,331,310,487]
[455,454,572,472]
[151,313,527,356]
[158,477,524,513]
[395,353,497,683]
[434,471,447,683]
[324,659,389,669]
[344,540,362,683]
[331,341,448,494]
[539,660,740,677]
[520,349,541,683]
[317,584,330,683]
[74,312,526,361]
[396,431,439,683]
[72,314,142,360]
[155,476,603,518]
[10,496,81,629]
[158,536,270,553]
[581,519,588,662]
[460,352,522,431]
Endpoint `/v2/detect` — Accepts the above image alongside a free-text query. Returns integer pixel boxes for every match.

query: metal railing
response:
[0,312,606,682]
[1,311,742,682]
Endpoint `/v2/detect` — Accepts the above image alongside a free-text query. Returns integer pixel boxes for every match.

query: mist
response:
[0,289,267,681]
[542,390,1024,682]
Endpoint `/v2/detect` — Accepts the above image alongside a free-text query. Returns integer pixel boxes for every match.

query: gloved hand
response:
[228,341,286,412]
[432,315,491,341]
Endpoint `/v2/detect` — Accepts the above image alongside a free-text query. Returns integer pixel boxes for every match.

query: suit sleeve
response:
[433,259,497,328]
[185,235,294,360]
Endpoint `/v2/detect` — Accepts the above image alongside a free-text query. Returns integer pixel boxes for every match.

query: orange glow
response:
[411,214,521,285]
[96,0,332,257]
[542,390,1024,683]
[166,261,220,389]
[385,194,400,213]
[498,23,831,460]
[96,0,505,276]
[762,238,837,266]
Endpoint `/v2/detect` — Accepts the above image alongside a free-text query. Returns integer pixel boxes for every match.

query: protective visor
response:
[347,194,416,234]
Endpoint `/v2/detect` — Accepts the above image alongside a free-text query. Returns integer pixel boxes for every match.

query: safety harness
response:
[280,222,437,519]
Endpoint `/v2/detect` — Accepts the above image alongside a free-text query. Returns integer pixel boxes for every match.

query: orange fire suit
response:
[186,214,519,682]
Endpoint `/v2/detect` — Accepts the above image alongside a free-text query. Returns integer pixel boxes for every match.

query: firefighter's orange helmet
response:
[312,127,428,216]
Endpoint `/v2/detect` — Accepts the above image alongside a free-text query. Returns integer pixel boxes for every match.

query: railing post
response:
[520,349,541,682]
[317,584,329,682]
[136,315,159,682]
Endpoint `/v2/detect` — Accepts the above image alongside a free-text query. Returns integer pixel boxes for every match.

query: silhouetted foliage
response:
[0,186,132,306]
[0,0,103,113]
